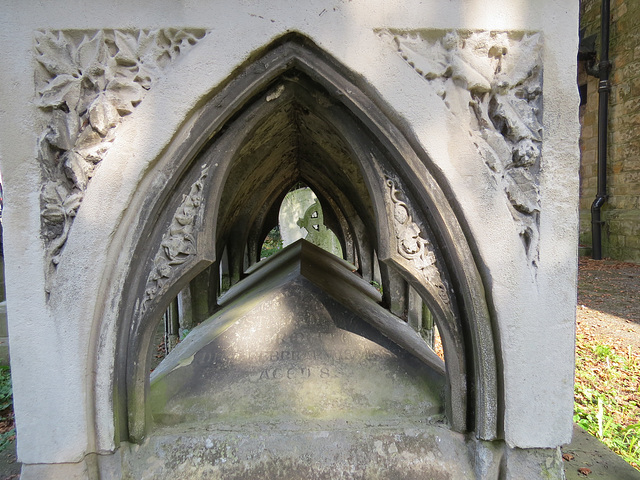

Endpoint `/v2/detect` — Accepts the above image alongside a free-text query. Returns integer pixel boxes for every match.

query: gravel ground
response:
[577,257,640,350]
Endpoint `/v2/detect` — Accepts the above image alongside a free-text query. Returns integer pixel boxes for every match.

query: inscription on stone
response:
[150,279,444,428]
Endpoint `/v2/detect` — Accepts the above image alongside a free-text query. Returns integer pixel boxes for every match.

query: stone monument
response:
[279,186,342,257]
[0,1,580,478]
[131,240,462,478]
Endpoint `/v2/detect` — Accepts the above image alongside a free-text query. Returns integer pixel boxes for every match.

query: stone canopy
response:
[0,1,580,479]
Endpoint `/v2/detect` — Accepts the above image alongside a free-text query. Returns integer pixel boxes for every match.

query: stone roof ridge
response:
[219,239,380,307]
[152,239,444,382]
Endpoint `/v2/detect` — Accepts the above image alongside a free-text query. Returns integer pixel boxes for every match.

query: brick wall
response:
[579,0,640,262]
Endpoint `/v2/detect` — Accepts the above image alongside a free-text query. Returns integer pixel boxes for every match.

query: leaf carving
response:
[386,176,450,305]
[63,150,93,191]
[137,166,209,318]
[37,74,83,110]
[380,29,543,264]
[36,28,208,289]
[35,31,77,77]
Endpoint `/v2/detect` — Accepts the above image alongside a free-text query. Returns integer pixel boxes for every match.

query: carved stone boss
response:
[35,29,207,289]
[386,177,451,306]
[378,30,543,264]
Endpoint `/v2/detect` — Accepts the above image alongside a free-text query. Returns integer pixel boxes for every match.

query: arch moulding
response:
[90,33,500,450]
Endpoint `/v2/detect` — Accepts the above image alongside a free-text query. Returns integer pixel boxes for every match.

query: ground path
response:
[576,257,640,349]
[563,257,640,479]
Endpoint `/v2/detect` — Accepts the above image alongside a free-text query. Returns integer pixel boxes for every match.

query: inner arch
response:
[114,33,497,445]
[213,71,375,287]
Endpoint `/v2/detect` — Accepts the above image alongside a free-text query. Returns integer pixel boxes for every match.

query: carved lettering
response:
[256,367,323,381]
[192,326,391,383]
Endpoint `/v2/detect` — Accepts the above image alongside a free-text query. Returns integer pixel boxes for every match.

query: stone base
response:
[20,449,123,480]
[120,424,474,480]
[20,462,90,480]
[21,434,565,480]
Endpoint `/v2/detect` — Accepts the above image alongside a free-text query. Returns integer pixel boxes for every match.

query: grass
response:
[574,335,640,470]
[0,367,14,452]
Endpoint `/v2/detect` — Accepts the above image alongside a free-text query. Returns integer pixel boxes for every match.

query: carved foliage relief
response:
[35,29,207,284]
[378,30,543,264]
[135,165,209,320]
[386,177,451,306]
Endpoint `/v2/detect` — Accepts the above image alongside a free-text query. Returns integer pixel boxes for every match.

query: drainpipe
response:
[590,0,611,260]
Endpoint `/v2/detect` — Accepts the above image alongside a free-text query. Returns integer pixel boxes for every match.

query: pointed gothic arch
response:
[110,33,499,444]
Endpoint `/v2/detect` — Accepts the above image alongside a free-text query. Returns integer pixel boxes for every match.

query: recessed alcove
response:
[150,240,445,426]
[115,37,498,472]
[212,68,377,288]
[138,240,461,479]
[149,179,383,367]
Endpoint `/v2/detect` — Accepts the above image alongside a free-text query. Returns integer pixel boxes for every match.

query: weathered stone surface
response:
[0,3,579,478]
[150,241,444,428]
[151,279,443,426]
[279,187,317,246]
[139,241,451,477]
[20,460,91,480]
[501,446,564,480]
[378,29,543,264]
[278,187,342,257]
[121,426,475,480]
[35,29,208,281]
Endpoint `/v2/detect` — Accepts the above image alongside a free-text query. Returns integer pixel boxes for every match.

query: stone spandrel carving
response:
[378,30,543,265]
[386,177,451,306]
[35,28,208,289]
[136,165,209,320]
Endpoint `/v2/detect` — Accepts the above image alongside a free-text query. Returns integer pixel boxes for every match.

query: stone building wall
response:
[579,0,640,262]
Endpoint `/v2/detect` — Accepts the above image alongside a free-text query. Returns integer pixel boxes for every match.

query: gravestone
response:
[297,199,343,258]
[278,187,342,257]
[124,241,472,479]
[279,187,317,246]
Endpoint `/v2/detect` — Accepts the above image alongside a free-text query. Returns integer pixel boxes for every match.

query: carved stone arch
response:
[114,33,498,444]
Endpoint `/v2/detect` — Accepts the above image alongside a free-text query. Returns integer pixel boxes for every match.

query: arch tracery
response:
[110,34,498,444]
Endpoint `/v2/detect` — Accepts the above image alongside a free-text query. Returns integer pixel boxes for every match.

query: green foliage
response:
[0,368,12,411]
[0,429,14,452]
[261,226,283,259]
[593,343,623,362]
[574,337,640,470]
[0,367,14,452]
[220,274,230,295]
[369,281,383,294]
